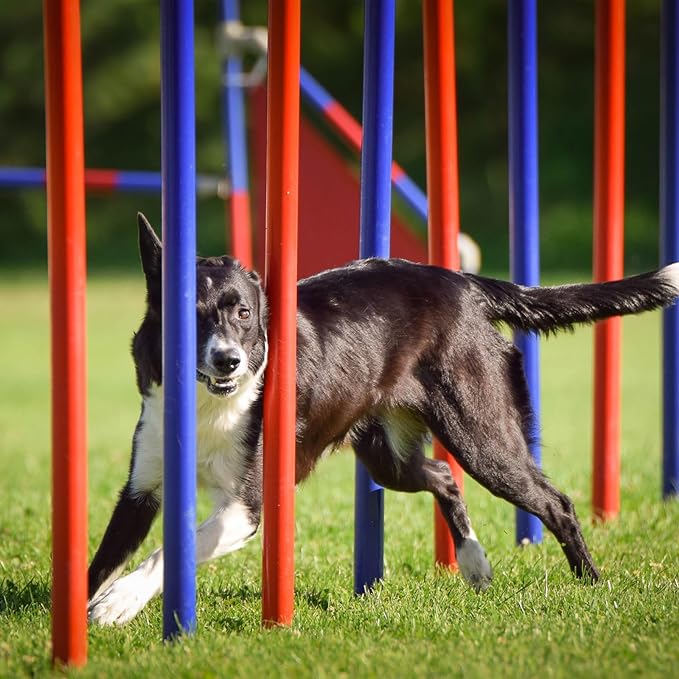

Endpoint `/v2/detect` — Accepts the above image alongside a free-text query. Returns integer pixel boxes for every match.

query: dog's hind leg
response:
[457,441,599,582]
[423,349,599,583]
[350,417,493,591]
[88,482,159,600]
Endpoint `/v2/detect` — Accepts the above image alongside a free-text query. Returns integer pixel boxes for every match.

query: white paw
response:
[457,537,493,592]
[88,571,155,625]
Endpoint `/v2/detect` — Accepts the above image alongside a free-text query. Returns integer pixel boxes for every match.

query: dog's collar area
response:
[196,370,238,397]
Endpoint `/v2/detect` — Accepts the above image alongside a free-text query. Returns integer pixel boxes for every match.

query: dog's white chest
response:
[130,382,258,499]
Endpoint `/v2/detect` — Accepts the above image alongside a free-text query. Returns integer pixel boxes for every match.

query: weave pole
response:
[221,0,253,268]
[592,0,625,521]
[160,0,197,639]
[661,0,679,499]
[262,0,300,627]
[422,0,463,567]
[508,0,543,544]
[354,0,395,595]
[43,0,88,666]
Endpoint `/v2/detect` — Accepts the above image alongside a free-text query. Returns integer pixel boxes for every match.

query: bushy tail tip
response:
[659,262,679,296]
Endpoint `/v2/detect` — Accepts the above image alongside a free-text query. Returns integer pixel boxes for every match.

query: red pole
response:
[229,192,254,269]
[43,0,88,666]
[423,0,463,567]
[593,0,625,521]
[262,0,300,626]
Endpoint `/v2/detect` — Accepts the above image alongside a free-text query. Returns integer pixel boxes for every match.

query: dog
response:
[87,213,679,625]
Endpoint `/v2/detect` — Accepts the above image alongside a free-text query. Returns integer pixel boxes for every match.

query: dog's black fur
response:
[87,213,679,624]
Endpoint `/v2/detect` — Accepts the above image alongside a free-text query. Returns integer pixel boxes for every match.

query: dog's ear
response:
[258,293,269,332]
[137,212,162,308]
[245,268,269,330]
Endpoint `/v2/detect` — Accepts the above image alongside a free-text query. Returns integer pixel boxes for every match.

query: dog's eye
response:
[238,309,251,321]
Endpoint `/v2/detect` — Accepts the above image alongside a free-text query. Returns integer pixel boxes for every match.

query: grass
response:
[0,270,678,678]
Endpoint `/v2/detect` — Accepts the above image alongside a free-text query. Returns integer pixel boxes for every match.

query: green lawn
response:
[0,271,677,678]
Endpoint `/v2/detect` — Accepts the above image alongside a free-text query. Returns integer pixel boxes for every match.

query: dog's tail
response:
[466,264,679,335]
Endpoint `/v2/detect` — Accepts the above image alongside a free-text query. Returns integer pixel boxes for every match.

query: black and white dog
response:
[87,213,679,625]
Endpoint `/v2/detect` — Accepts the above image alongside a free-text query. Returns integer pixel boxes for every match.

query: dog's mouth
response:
[197,370,238,397]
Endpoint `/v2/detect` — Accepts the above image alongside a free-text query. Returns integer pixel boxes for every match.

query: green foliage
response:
[0,2,667,271]
[1,273,678,677]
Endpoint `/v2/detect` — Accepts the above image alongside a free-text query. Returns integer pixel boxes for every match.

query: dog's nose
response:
[211,347,241,374]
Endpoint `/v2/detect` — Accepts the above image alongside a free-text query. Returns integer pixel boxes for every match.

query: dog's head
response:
[136,213,268,399]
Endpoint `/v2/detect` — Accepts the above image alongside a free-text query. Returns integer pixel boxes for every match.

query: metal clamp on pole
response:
[218,19,268,87]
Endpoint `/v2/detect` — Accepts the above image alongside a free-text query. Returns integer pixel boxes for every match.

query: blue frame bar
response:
[160,0,197,638]
[661,0,679,498]
[299,68,334,111]
[0,166,222,195]
[107,171,162,192]
[0,167,46,188]
[221,0,250,195]
[508,0,543,543]
[392,173,429,219]
[354,0,395,594]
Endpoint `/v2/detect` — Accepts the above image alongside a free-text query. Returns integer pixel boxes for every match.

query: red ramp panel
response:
[251,86,426,279]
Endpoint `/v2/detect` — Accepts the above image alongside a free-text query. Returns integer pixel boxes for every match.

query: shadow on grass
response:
[209,582,261,604]
[300,588,330,611]
[0,576,50,615]
[209,582,331,609]
[205,582,332,632]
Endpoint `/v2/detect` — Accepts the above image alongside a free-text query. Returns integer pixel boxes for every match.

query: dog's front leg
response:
[88,499,260,625]
[88,543,164,626]
[88,483,160,601]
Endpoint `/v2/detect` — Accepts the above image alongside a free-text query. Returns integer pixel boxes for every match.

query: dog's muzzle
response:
[198,342,249,397]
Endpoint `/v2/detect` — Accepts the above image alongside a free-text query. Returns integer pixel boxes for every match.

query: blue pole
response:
[220,0,253,266]
[221,0,249,195]
[661,0,679,498]
[354,0,395,594]
[508,0,543,543]
[160,0,197,638]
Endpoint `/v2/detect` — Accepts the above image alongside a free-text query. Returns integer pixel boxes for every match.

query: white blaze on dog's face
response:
[195,260,267,398]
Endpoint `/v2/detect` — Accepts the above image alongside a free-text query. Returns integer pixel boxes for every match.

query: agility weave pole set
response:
[43,0,679,667]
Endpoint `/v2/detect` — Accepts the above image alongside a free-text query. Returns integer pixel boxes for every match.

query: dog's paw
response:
[457,537,493,592]
[88,572,153,625]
